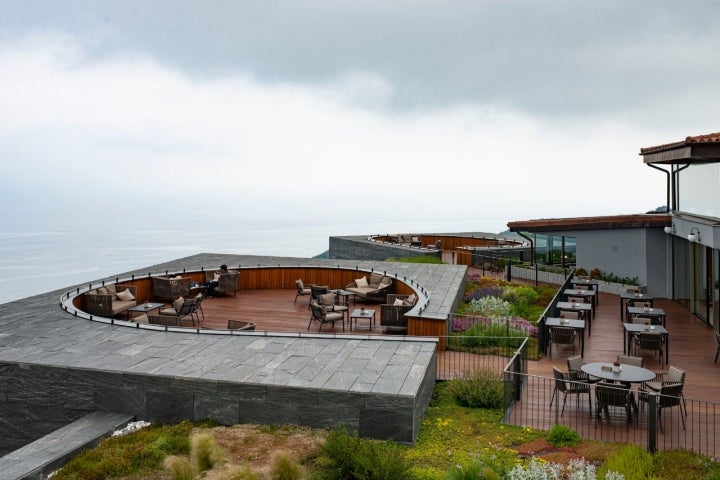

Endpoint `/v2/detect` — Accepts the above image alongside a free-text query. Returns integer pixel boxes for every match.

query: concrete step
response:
[0,411,135,480]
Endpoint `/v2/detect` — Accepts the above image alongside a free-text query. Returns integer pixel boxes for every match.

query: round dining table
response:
[581,362,656,384]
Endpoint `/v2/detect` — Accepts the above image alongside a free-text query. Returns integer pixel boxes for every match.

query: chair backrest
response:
[295,279,304,292]
[567,355,584,372]
[316,293,336,308]
[658,382,684,407]
[227,319,254,330]
[667,365,685,383]
[149,315,182,327]
[550,327,575,344]
[617,355,644,367]
[574,284,589,290]
[568,296,586,304]
[558,309,582,320]
[632,316,651,325]
[627,287,643,294]
[637,332,663,349]
[552,366,568,392]
[177,301,195,317]
[595,382,630,406]
[310,285,328,300]
[309,301,325,320]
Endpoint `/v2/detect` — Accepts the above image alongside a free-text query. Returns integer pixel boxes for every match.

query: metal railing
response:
[437,338,719,457]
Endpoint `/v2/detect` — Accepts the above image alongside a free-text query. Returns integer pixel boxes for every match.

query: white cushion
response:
[405,293,417,306]
[393,298,405,306]
[213,273,221,282]
[355,276,368,288]
[135,313,148,324]
[116,289,135,302]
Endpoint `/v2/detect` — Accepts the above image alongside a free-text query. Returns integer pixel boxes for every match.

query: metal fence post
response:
[647,392,657,453]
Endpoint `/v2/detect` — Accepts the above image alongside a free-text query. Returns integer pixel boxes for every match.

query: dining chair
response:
[631,316,651,326]
[643,365,687,417]
[550,366,592,416]
[616,355,644,367]
[568,296,587,304]
[633,332,664,363]
[637,382,686,433]
[594,381,632,429]
[567,355,601,384]
[548,327,576,358]
[557,309,583,320]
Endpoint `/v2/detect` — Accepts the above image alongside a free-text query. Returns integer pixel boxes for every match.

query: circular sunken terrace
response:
[60,254,467,345]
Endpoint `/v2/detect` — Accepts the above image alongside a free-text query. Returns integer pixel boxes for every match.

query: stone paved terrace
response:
[0,254,467,456]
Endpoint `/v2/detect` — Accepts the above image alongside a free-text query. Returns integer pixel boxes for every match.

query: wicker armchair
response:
[227,319,256,331]
[152,276,191,301]
[380,294,416,334]
[204,270,240,296]
[308,300,344,332]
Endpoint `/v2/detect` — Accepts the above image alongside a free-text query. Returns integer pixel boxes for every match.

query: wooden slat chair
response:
[638,382,686,433]
[595,382,632,429]
[548,327,576,358]
[550,366,592,416]
[633,332,664,363]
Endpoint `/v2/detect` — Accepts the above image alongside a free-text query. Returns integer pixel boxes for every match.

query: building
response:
[641,131,720,329]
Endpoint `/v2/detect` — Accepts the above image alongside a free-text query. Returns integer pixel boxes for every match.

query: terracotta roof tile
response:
[641,131,720,154]
[507,213,670,233]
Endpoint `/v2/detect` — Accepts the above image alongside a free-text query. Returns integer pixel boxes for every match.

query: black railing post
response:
[647,393,657,453]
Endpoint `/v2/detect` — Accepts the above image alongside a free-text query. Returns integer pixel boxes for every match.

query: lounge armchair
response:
[380,294,417,334]
[152,276,191,301]
[294,279,313,305]
[85,284,138,317]
[345,272,392,302]
[308,300,344,332]
[204,270,240,296]
[158,297,197,326]
[148,315,183,327]
[227,319,255,331]
[316,292,349,322]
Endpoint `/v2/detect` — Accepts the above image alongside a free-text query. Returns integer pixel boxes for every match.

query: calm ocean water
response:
[0,219,506,305]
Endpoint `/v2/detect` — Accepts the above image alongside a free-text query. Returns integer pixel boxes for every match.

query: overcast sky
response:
[2,0,720,233]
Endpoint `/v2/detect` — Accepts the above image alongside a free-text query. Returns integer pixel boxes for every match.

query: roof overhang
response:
[640,132,720,165]
[507,214,671,234]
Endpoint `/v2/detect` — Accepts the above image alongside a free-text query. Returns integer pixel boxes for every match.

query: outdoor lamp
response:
[663,225,674,234]
[688,227,701,243]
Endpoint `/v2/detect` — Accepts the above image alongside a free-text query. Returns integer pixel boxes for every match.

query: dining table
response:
[563,288,597,316]
[545,317,586,356]
[570,279,600,304]
[622,323,669,364]
[581,362,656,417]
[556,301,593,335]
[619,292,654,321]
[626,306,666,327]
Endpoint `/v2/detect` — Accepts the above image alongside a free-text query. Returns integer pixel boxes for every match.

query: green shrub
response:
[316,425,411,480]
[443,368,504,408]
[445,461,501,480]
[599,444,652,480]
[547,424,580,447]
[270,450,305,480]
[653,449,720,479]
[385,255,444,264]
[191,432,225,473]
[459,323,526,349]
[163,455,194,480]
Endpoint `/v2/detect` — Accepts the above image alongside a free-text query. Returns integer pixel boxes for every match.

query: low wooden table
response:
[126,302,164,319]
[350,308,375,331]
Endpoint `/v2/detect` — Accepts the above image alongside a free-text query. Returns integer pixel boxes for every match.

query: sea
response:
[0,218,507,305]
